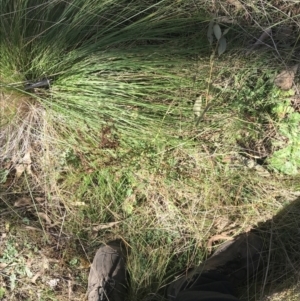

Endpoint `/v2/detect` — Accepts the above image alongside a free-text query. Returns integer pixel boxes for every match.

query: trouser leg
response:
[174,271,240,301]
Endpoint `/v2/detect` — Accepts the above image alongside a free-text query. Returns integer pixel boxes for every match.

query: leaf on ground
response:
[37,212,52,225]
[73,201,86,206]
[5,222,10,232]
[274,64,298,90]
[35,197,44,202]
[227,0,243,10]
[14,197,32,207]
[31,272,42,283]
[246,28,272,55]
[213,217,230,231]
[24,226,43,232]
[254,165,271,177]
[10,273,16,291]
[193,96,202,117]
[42,256,50,270]
[15,151,32,178]
[68,274,73,300]
[79,258,90,269]
[92,221,121,232]
[15,164,25,179]
[206,234,233,253]
[0,263,8,269]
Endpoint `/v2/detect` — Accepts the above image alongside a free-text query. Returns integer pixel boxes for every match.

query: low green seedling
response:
[269,108,300,175]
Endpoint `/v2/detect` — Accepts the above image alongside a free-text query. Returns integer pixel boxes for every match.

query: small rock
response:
[47,278,60,289]
[274,64,298,90]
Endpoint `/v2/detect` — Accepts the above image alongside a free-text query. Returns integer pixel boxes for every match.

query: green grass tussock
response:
[0,0,208,164]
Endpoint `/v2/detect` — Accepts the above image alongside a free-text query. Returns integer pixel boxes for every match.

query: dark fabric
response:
[174,272,240,301]
[175,291,239,301]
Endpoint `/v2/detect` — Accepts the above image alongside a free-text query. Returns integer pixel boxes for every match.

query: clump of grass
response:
[50,52,199,142]
[0,94,44,160]
[0,0,208,176]
[0,0,209,203]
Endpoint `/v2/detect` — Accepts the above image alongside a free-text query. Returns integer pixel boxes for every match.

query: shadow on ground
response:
[238,196,300,301]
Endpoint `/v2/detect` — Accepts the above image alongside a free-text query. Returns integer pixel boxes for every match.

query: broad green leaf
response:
[218,37,227,55]
[213,24,222,40]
